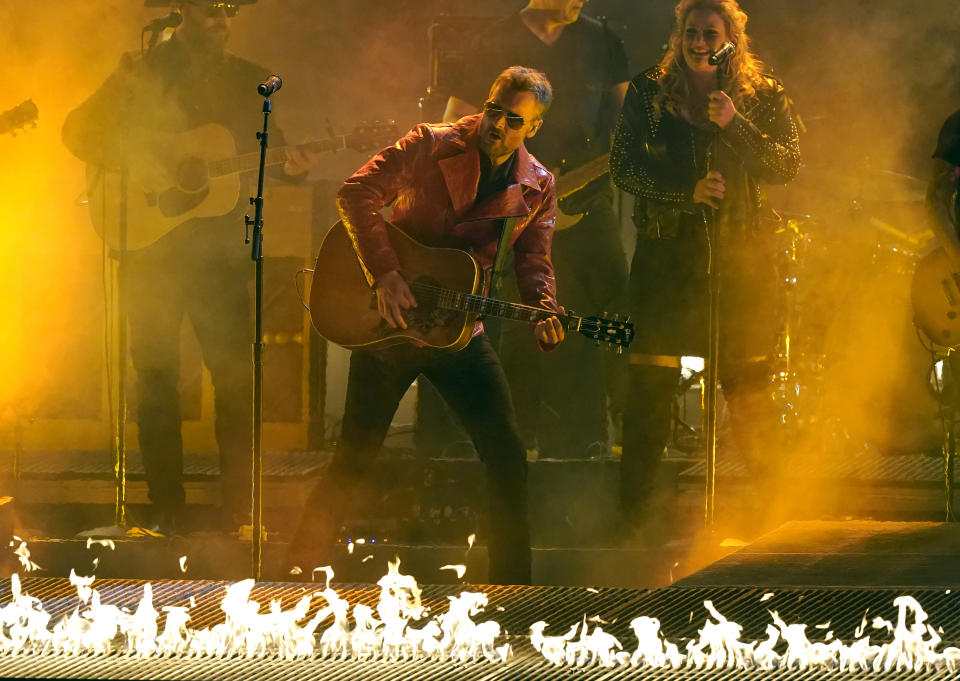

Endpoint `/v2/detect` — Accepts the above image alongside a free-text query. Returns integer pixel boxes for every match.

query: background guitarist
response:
[286,67,564,586]
[928,109,960,254]
[924,110,960,388]
[61,0,317,535]
[441,0,631,461]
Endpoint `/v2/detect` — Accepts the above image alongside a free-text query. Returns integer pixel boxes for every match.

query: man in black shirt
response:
[925,110,960,402]
[444,0,630,459]
[929,110,960,240]
[62,0,316,534]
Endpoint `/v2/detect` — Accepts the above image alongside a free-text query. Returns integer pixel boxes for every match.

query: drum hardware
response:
[671,366,705,453]
[925,354,958,406]
[792,163,927,204]
[667,187,932,464]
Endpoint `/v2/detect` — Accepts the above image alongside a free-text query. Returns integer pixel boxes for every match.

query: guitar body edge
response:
[309,221,482,352]
[911,246,960,348]
[86,124,240,251]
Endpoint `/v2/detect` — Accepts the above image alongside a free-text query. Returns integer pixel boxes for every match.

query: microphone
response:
[708,42,736,66]
[143,11,182,33]
[257,75,283,97]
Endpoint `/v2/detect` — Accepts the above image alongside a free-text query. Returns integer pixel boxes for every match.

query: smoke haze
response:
[1,0,959,561]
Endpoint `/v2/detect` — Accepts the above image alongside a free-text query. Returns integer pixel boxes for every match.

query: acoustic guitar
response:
[309,220,635,352]
[86,121,398,251]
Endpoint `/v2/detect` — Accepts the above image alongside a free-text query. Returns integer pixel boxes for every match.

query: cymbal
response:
[791,163,926,203]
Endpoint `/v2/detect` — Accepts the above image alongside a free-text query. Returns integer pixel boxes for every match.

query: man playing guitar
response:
[286,67,564,585]
[443,0,630,461]
[61,0,317,535]
[913,111,960,350]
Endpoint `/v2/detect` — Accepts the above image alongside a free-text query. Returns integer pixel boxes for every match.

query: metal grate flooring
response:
[0,578,957,680]
[680,451,948,486]
[0,450,330,479]
[2,448,948,486]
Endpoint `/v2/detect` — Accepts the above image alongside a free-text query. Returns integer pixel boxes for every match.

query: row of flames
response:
[2,540,960,671]
[531,596,960,671]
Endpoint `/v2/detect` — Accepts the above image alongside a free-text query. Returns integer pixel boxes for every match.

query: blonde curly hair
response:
[655,0,766,115]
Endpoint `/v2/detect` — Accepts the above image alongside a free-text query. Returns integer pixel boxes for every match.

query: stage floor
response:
[1,529,959,681]
[678,520,960,588]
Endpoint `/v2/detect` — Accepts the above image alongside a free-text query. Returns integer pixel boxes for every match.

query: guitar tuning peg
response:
[602,311,609,318]
[616,346,624,355]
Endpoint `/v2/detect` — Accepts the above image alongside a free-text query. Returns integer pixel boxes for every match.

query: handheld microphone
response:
[143,11,182,33]
[708,42,736,66]
[257,75,283,97]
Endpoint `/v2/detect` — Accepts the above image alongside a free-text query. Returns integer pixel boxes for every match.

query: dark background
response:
[229,0,960,179]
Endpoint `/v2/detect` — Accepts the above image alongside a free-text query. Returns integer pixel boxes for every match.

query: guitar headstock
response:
[0,99,38,137]
[346,121,400,154]
[577,312,635,351]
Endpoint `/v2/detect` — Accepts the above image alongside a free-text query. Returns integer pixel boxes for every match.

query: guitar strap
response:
[488,216,519,296]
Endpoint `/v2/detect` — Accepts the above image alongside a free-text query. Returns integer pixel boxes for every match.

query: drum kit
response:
[764,161,944,459]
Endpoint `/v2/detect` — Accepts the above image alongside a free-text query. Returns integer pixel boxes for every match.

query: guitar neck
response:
[555,152,610,201]
[422,285,578,329]
[207,136,349,178]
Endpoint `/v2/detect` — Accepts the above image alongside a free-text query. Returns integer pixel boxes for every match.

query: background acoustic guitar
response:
[309,220,635,352]
[86,121,398,251]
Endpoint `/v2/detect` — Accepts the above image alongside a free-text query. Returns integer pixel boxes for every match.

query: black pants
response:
[289,334,532,585]
[124,232,252,522]
[620,361,774,521]
[621,236,779,521]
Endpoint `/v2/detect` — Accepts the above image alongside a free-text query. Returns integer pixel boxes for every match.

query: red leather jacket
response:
[336,114,560,314]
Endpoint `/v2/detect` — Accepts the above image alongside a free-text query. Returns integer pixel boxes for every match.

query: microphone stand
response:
[703,62,725,529]
[115,160,130,529]
[245,96,271,580]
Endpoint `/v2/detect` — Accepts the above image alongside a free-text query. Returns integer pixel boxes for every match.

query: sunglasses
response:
[483,101,529,130]
[188,2,240,17]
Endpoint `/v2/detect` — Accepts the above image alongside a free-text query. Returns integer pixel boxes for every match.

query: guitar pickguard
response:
[408,275,463,332]
[158,185,211,218]
[369,275,463,337]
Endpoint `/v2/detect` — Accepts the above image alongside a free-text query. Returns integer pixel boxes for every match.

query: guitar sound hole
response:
[176,156,209,192]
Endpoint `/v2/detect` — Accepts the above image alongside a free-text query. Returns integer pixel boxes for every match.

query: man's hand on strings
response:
[707,90,736,128]
[534,309,565,346]
[283,146,319,176]
[693,170,725,209]
[375,270,417,329]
